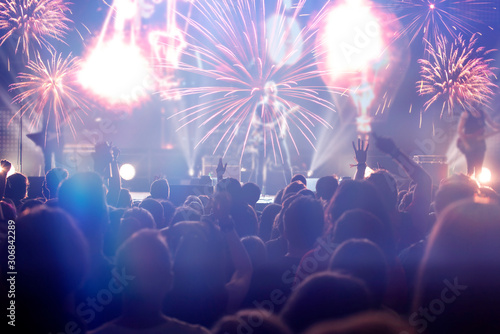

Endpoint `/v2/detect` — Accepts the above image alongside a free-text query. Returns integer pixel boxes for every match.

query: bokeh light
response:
[478,167,492,184]
[119,163,136,181]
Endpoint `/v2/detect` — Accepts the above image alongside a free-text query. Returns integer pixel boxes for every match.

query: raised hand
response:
[213,191,232,221]
[372,133,399,157]
[352,138,369,165]
[94,142,113,163]
[216,157,227,180]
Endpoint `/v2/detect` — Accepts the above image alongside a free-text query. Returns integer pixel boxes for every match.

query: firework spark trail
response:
[164,0,343,162]
[9,52,88,138]
[310,0,405,136]
[148,0,191,101]
[417,34,497,117]
[78,0,154,108]
[384,0,493,45]
[0,0,71,57]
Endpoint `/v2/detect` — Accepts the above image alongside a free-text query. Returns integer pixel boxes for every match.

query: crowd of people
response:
[1,135,500,334]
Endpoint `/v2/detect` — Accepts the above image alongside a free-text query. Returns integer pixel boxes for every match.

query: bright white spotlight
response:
[116,0,138,20]
[307,170,314,177]
[364,166,375,178]
[322,0,384,78]
[188,168,195,177]
[78,38,152,107]
[478,167,491,184]
[6,165,15,177]
[119,164,136,181]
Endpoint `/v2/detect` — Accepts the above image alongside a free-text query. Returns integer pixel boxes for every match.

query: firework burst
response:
[164,0,342,162]
[417,34,497,117]
[0,0,71,56]
[386,0,494,45]
[10,52,88,137]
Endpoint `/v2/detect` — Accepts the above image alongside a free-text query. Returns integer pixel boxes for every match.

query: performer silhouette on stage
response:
[27,107,64,174]
[249,113,292,194]
[457,104,500,177]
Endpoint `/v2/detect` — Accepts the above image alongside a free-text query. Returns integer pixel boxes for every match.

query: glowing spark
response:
[148,0,188,100]
[266,14,303,66]
[0,0,71,56]
[9,52,88,137]
[149,28,186,70]
[417,34,497,117]
[387,0,494,44]
[165,0,341,162]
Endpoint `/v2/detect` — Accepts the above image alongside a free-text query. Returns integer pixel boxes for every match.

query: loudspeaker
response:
[413,155,448,186]
[28,176,45,199]
[169,185,214,206]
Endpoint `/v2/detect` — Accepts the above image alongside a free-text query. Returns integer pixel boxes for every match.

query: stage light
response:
[356,115,372,134]
[6,165,15,177]
[116,0,138,20]
[119,164,136,181]
[307,170,314,177]
[188,168,195,177]
[478,167,491,184]
[78,38,152,108]
[322,0,384,78]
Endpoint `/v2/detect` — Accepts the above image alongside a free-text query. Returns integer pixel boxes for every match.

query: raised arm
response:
[106,146,121,207]
[457,111,467,139]
[222,219,253,313]
[216,157,227,184]
[213,192,252,312]
[373,134,432,235]
[352,138,369,181]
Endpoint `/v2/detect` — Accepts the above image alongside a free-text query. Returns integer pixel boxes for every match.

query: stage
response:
[1,0,499,190]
